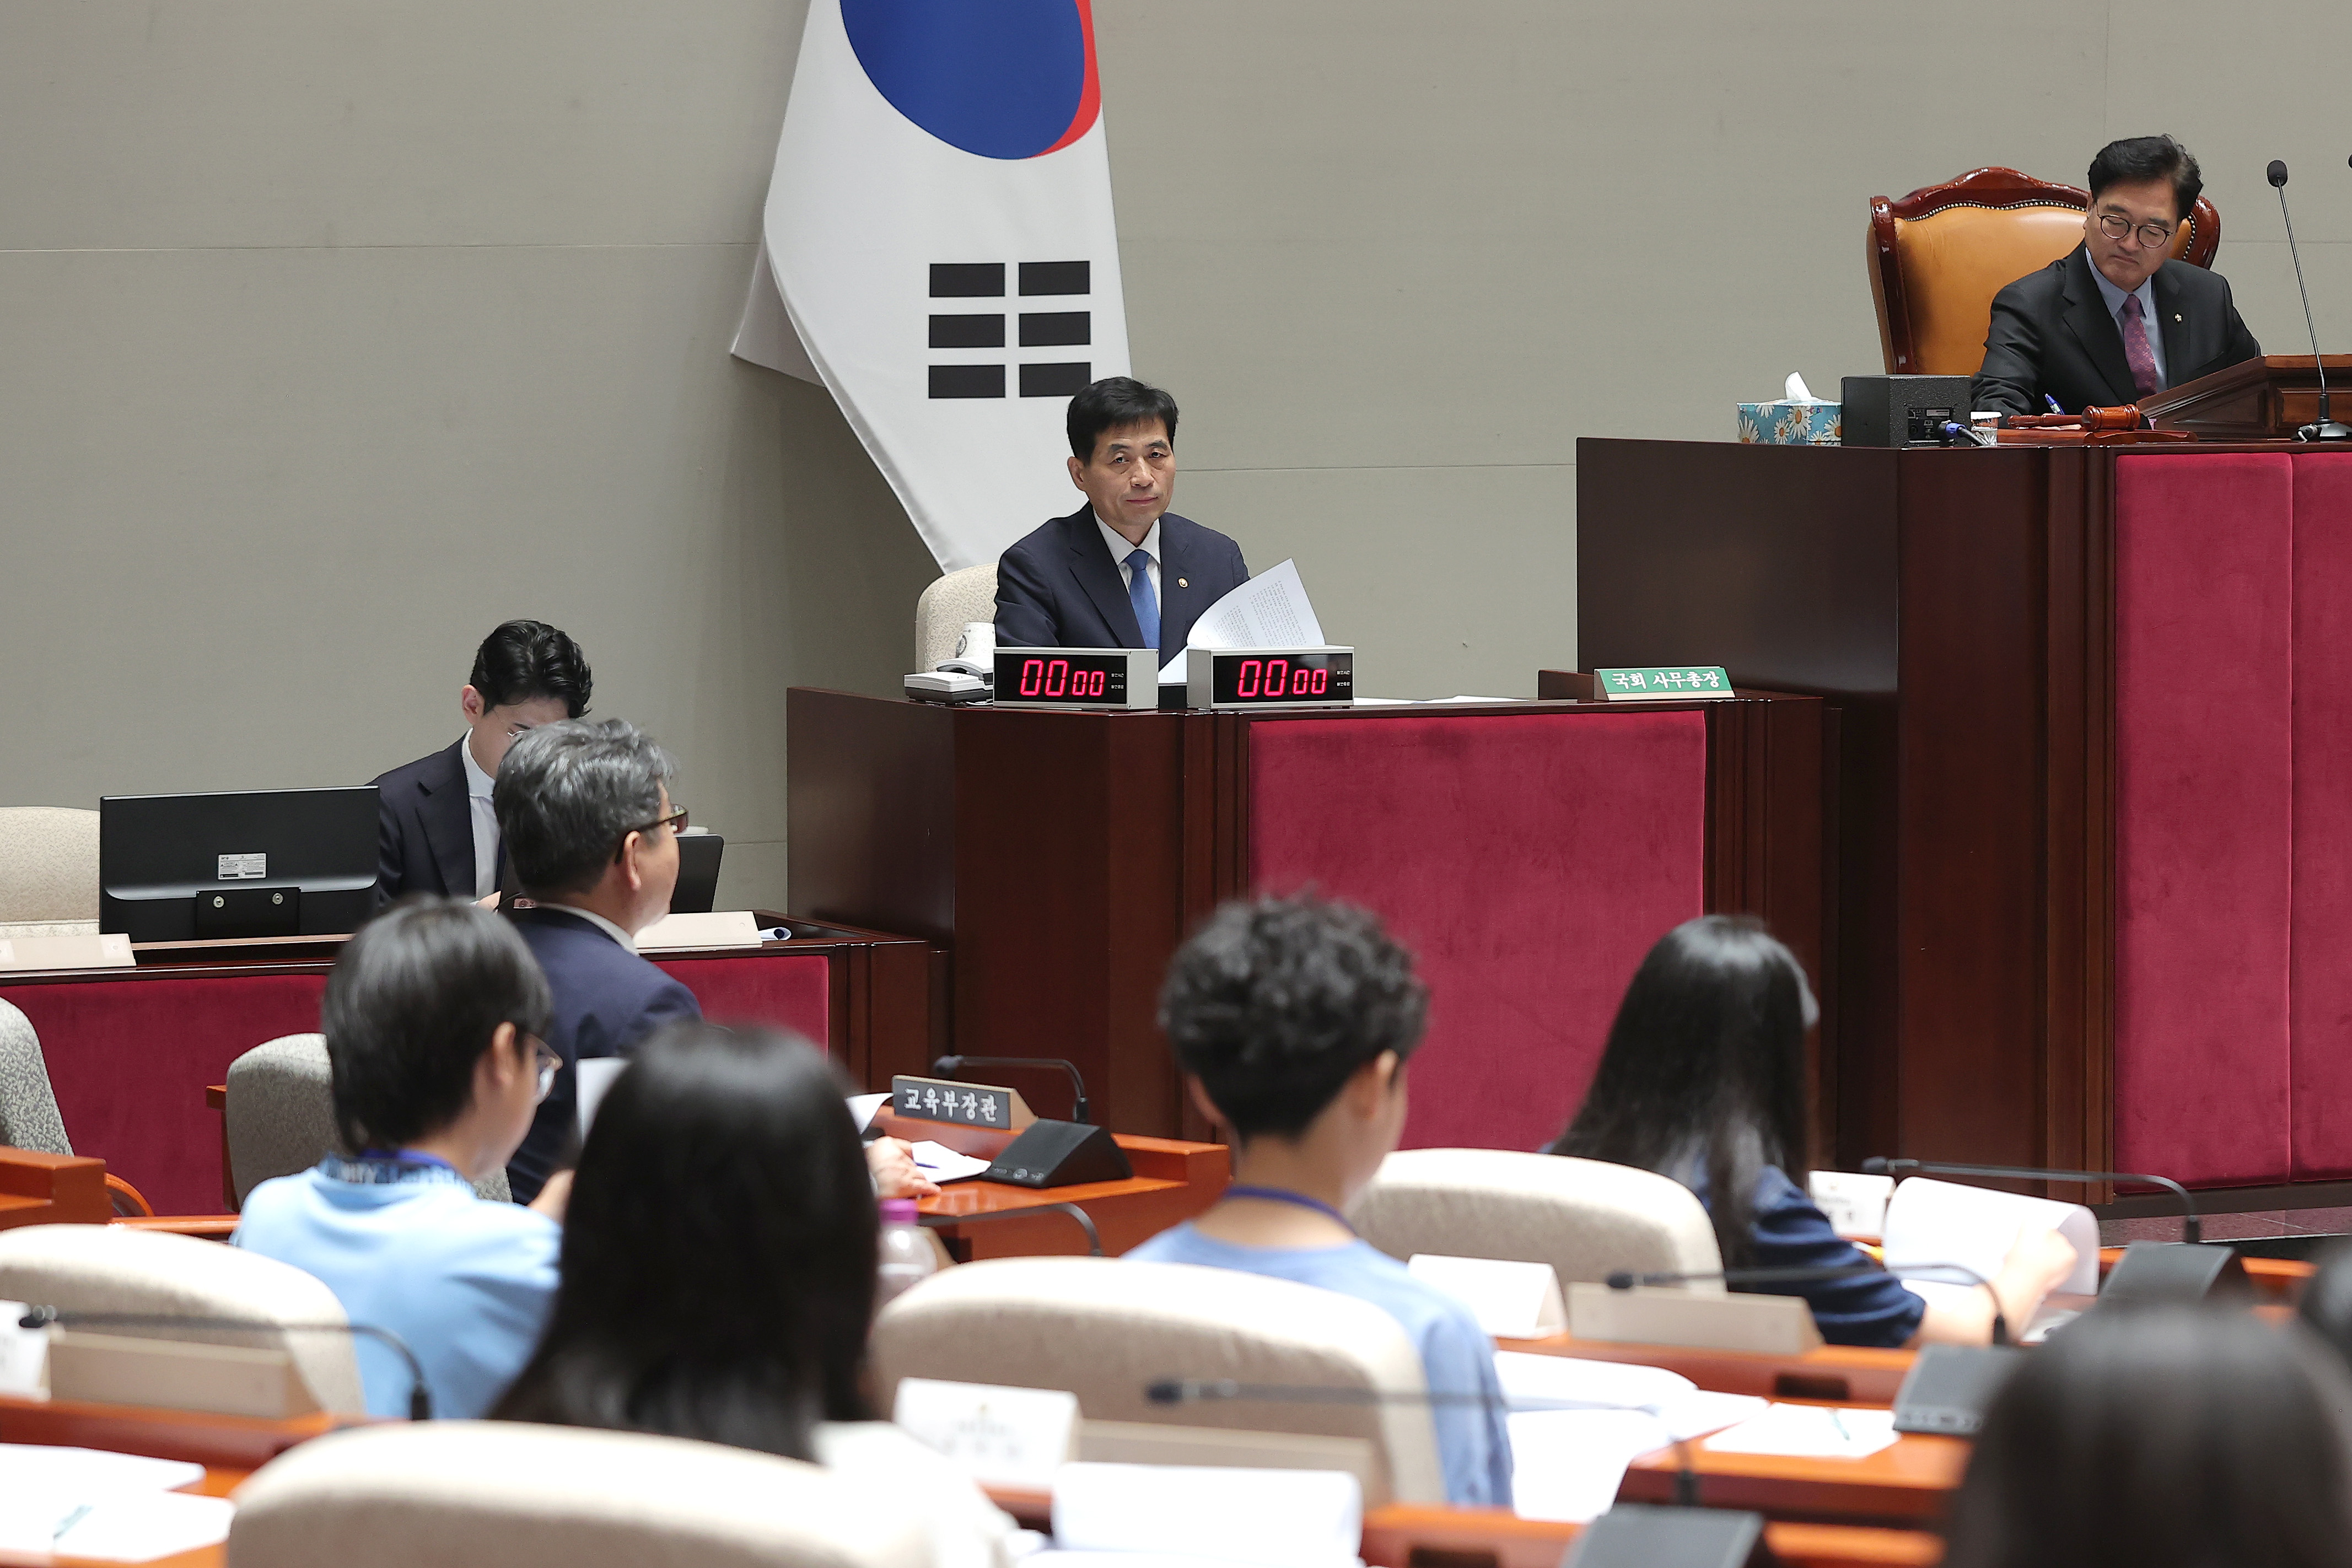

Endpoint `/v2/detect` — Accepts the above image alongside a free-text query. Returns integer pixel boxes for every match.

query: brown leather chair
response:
[1868,166,2221,376]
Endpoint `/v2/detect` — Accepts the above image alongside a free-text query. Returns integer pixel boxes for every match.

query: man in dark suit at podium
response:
[373,621,592,907]
[1974,136,2260,416]
[994,378,1249,669]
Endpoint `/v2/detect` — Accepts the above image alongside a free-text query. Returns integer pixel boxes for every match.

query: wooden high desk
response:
[789,687,1827,1155]
[1581,432,2352,1197]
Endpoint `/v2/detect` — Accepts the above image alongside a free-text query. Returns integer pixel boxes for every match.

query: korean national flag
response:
[734,0,1133,572]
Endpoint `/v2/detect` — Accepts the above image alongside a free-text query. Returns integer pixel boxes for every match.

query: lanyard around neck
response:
[1223,1183,1355,1233]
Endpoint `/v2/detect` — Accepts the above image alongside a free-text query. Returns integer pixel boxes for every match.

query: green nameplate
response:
[1593,666,1734,701]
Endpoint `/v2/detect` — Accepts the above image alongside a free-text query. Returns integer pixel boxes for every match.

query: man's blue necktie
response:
[1125,547,1159,650]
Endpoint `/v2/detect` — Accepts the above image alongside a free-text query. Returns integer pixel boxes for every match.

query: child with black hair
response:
[1129,895,1513,1507]
[234,897,568,1418]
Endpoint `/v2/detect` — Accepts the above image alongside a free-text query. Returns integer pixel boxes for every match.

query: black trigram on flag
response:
[927,261,1092,399]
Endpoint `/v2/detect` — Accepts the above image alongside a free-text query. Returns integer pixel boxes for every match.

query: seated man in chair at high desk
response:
[1973,134,2260,417]
[993,376,1250,670]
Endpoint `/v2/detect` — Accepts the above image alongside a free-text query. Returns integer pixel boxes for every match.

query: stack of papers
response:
[910,1141,993,1183]
[1161,561,1326,685]
[0,1445,233,1562]
[1492,1353,1766,1523]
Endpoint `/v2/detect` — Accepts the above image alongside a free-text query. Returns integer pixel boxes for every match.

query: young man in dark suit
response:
[373,621,592,906]
[493,718,933,1205]
[1974,136,2261,416]
[993,378,1250,670]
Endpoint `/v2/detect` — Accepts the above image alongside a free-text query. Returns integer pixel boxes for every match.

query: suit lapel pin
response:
[1177,578,1187,588]
[2173,314,2182,322]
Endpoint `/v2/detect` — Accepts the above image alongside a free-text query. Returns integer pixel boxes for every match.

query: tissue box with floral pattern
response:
[1737,401,1841,445]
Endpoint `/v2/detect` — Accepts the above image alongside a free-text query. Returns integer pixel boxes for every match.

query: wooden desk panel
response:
[1619,1432,1968,1527]
[1359,1507,1941,1568]
[0,1151,111,1230]
[791,690,1826,1146]
[876,1110,1228,1257]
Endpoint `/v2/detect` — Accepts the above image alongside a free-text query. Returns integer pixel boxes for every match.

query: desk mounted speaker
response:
[1892,1343,2023,1436]
[2098,1240,2251,1308]
[983,1120,1133,1188]
[1564,1505,1772,1568]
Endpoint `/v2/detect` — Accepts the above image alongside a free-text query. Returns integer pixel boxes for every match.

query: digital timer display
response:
[1190,647,1355,709]
[991,647,1159,710]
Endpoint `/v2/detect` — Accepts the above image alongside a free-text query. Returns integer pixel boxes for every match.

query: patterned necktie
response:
[2120,293,2160,398]
[1125,548,1159,650]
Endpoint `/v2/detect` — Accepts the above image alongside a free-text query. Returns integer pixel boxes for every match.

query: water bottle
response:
[875,1197,938,1307]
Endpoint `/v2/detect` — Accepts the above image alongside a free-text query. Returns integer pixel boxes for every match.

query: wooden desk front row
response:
[0,1392,1940,1568]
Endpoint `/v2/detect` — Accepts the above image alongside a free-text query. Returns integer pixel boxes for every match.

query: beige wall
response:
[6,1,2349,908]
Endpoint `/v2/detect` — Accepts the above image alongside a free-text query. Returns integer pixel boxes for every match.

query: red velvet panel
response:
[0,951,831,1220]
[2292,455,2352,1177]
[654,952,832,1046]
[1,973,328,1217]
[2113,454,2295,1186]
[1247,711,1708,1154]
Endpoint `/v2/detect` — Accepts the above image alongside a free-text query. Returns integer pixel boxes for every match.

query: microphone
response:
[1148,1377,1705,1505]
[1607,1259,2012,1347]
[1859,1156,2199,1244]
[932,1054,1091,1125]
[19,1306,434,1421]
[2267,159,2351,441]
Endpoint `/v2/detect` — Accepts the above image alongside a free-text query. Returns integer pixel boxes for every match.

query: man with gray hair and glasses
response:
[496,718,932,1204]
[494,718,699,1203]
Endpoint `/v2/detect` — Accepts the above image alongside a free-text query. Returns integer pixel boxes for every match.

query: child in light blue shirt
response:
[1128,896,1513,1508]
[235,898,568,1418]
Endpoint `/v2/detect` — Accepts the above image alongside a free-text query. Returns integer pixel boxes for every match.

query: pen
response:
[1828,1409,1852,1443]
[53,1504,93,1543]
[2044,394,2065,414]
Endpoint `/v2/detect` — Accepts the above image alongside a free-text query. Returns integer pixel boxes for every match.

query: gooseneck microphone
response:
[1859,1156,2199,1244]
[2267,159,2352,441]
[19,1306,433,1421]
[932,1054,1091,1125]
[1607,1259,2012,1347]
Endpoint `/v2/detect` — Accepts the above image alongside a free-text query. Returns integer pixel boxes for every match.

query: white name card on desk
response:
[1809,1170,1895,1239]
[1881,1176,2099,1296]
[1568,1282,1822,1355]
[1407,1253,1567,1338]
[1048,1462,1361,1568]
[0,932,132,971]
[634,909,762,952]
[893,1377,1077,1490]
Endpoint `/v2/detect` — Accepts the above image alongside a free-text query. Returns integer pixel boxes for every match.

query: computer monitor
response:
[100,786,381,944]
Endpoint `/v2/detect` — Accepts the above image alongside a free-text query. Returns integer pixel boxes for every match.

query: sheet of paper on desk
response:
[1702,1403,1898,1459]
[847,1092,890,1133]
[911,1141,993,1182]
[1506,1408,1673,1523]
[1491,1352,1763,1439]
[2,1491,237,1562]
[0,1446,204,1499]
[1163,559,1326,678]
[1049,1462,1360,1568]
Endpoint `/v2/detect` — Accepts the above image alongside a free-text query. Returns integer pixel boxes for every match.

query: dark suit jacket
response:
[1973,246,2260,416]
[994,506,1250,667]
[503,906,702,1203]
[372,741,483,906]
